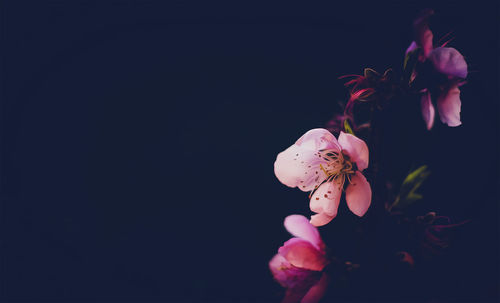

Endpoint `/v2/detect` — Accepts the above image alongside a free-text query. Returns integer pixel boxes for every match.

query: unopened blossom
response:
[269,215,330,303]
[406,10,468,130]
[274,129,372,226]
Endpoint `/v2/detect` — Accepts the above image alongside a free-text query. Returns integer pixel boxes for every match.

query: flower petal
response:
[269,254,293,288]
[338,132,369,171]
[437,85,462,127]
[301,273,329,303]
[345,172,372,217]
[284,215,323,250]
[280,272,322,303]
[428,47,468,79]
[413,9,434,59]
[274,145,329,192]
[419,28,434,59]
[269,254,320,291]
[420,90,435,130]
[310,181,342,219]
[310,212,335,227]
[295,128,341,151]
[278,238,327,271]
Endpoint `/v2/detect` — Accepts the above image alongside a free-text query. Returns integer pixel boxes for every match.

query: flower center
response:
[318,149,357,183]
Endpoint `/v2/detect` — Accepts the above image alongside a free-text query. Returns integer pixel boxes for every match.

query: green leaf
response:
[343,120,355,135]
[390,165,431,210]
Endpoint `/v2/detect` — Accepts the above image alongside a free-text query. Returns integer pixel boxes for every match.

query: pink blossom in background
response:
[420,47,467,129]
[269,215,330,303]
[428,47,468,79]
[406,10,468,130]
[274,129,372,226]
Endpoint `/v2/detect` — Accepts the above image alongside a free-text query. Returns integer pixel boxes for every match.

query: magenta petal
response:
[412,9,434,59]
[280,271,322,303]
[345,172,372,217]
[269,254,321,292]
[338,132,369,171]
[310,182,342,219]
[274,144,329,192]
[420,90,435,130]
[278,238,327,271]
[437,85,462,127]
[284,215,323,250]
[428,47,468,79]
[269,254,294,287]
[295,128,341,151]
[419,28,434,58]
[301,273,329,303]
[282,289,307,303]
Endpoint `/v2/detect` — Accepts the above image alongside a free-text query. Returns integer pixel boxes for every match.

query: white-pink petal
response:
[338,132,369,171]
[420,90,435,130]
[274,144,329,192]
[295,128,341,152]
[284,215,323,250]
[310,181,342,218]
[345,172,372,217]
[428,47,468,79]
[437,85,462,127]
[310,212,335,227]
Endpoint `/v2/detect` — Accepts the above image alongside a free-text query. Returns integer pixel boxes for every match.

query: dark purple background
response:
[1,0,498,302]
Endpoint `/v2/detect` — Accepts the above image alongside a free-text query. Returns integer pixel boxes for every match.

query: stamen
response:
[346,173,353,184]
[312,149,357,194]
[319,164,329,177]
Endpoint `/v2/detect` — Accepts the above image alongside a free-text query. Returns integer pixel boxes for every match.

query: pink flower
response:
[274,129,372,226]
[420,48,467,129]
[406,10,468,130]
[269,215,330,303]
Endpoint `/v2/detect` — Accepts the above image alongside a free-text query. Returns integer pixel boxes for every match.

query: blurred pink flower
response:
[420,48,467,129]
[269,215,330,303]
[406,10,468,130]
[274,129,372,226]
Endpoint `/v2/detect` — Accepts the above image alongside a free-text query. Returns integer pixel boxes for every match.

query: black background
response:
[1,1,499,302]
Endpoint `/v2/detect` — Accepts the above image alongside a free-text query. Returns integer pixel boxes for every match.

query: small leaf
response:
[390,165,431,210]
[343,120,355,135]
